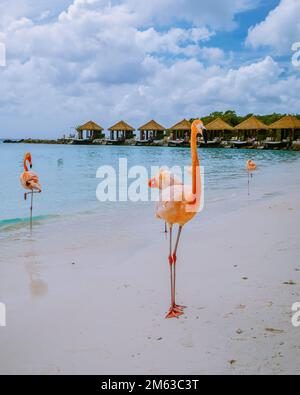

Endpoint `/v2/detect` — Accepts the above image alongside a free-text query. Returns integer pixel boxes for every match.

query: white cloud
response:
[2,53,299,138]
[201,47,225,62]
[125,0,260,30]
[0,0,229,87]
[1,0,260,30]
[246,0,300,54]
[135,27,215,57]
[0,0,73,28]
[0,0,299,138]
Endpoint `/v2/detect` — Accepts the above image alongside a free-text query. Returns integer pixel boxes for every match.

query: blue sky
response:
[209,0,278,56]
[0,0,299,138]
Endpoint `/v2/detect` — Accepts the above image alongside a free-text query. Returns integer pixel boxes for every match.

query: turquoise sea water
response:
[1,141,300,231]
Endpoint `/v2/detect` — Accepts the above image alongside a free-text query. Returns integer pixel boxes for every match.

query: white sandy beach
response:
[0,162,300,375]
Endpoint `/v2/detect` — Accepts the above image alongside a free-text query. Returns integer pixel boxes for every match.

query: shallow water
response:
[0,142,300,243]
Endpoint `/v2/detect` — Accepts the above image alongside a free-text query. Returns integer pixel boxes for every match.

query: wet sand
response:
[0,165,300,375]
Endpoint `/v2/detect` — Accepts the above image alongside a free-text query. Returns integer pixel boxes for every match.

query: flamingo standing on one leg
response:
[20,152,42,231]
[149,120,208,319]
[246,159,257,196]
[149,169,183,233]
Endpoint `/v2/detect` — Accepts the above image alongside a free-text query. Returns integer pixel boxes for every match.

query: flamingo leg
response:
[164,221,168,234]
[30,191,33,232]
[169,225,173,305]
[248,172,250,196]
[166,225,183,319]
[172,226,186,311]
[24,190,41,232]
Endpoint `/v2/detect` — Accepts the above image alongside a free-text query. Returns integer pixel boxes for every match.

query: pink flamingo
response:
[149,169,183,233]
[20,152,42,230]
[246,159,257,172]
[246,159,257,196]
[150,120,207,318]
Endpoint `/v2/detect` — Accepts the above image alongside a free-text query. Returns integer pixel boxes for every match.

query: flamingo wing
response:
[160,185,195,204]
[21,171,42,191]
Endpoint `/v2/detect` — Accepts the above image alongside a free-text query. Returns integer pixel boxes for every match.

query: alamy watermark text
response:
[95,159,205,213]
[0,303,6,327]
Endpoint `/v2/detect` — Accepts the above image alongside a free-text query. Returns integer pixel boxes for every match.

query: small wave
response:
[209,196,227,203]
[263,191,282,198]
[0,215,58,231]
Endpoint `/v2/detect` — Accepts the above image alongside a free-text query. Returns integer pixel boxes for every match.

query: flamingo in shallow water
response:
[20,152,42,230]
[149,120,207,318]
[246,159,257,195]
[247,160,257,172]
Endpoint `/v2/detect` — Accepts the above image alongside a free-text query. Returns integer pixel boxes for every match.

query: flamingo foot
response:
[174,304,187,311]
[165,306,184,319]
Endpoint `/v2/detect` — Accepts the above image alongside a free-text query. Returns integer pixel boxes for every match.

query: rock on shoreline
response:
[3,138,69,145]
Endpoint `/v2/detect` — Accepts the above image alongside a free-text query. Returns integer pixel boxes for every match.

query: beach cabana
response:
[138,120,165,143]
[77,121,104,140]
[205,118,233,141]
[233,116,268,147]
[168,119,192,147]
[108,121,135,144]
[268,115,300,145]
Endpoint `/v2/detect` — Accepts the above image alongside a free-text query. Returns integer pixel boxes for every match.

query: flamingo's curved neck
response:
[24,158,29,172]
[191,130,200,196]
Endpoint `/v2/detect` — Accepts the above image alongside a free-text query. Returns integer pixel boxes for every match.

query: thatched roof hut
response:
[77,121,104,140]
[78,121,103,132]
[268,115,300,142]
[108,120,135,141]
[234,116,268,141]
[169,119,192,131]
[168,119,192,140]
[138,120,165,141]
[138,120,165,132]
[234,116,268,131]
[204,118,233,141]
[205,118,233,131]
[269,115,300,130]
[108,120,135,132]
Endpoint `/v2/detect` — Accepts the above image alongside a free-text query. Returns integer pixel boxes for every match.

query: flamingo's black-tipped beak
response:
[202,128,208,144]
[30,164,32,169]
